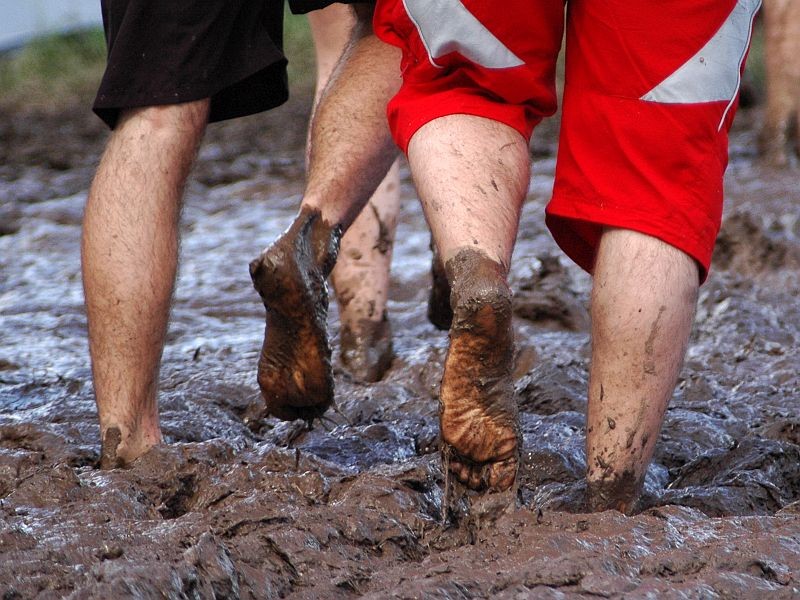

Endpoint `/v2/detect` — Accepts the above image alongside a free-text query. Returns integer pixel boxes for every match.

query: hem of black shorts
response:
[92,60,288,129]
[288,0,370,15]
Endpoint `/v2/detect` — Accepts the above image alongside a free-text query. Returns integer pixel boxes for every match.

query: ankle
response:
[339,316,393,382]
[308,213,343,276]
[446,248,512,336]
[586,468,644,514]
[100,420,162,468]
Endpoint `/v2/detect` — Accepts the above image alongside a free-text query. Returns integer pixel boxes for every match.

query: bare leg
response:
[82,101,209,467]
[332,167,399,381]
[302,7,401,228]
[309,5,401,381]
[761,0,800,165]
[586,228,698,512]
[407,115,530,491]
[250,7,401,419]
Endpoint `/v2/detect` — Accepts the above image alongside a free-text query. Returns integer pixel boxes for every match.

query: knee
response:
[117,100,210,139]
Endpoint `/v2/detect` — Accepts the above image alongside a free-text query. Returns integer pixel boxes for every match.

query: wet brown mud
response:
[427,241,453,331]
[1,97,800,597]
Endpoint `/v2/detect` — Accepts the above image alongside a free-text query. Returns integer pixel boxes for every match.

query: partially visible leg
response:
[302,6,401,228]
[761,0,800,165]
[250,7,402,418]
[407,115,530,491]
[586,228,698,512]
[307,4,356,109]
[309,5,401,381]
[82,100,209,467]
[331,166,400,381]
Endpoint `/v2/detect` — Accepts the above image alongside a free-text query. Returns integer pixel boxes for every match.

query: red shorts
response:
[374,0,761,280]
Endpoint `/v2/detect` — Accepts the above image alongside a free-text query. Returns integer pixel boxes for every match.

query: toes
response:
[448,455,518,492]
[469,468,483,490]
[450,459,471,487]
[486,457,517,491]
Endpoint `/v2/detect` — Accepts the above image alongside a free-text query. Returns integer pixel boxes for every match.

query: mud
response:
[1,94,799,598]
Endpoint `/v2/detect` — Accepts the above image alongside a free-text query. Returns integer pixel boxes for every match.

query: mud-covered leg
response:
[334,181,399,382]
[307,5,402,382]
[761,0,800,166]
[440,250,520,490]
[586,228,698,513]
[407,114,530,492]
[309,5,399,383]
[249,208,342,421]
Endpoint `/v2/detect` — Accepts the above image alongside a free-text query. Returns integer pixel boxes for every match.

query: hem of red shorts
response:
[391,93,537,153]
[545,194,716,283]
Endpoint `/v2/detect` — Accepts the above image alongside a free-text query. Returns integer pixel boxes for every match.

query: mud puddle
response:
[1,97,799,598]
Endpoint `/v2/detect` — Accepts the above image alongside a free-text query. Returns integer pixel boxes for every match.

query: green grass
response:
[0,28,107,108]
[744,20,765,101]
[284,12,316,92]
[0,13,316,109]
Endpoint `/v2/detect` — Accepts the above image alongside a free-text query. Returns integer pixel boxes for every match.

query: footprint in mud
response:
[514,360,588,416]
[759,418,800,446]
[0,204,22,235]
[654,409,736,472]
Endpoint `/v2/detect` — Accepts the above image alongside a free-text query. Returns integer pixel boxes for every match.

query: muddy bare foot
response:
[340,316,393,382]
[439,249,520,491]
[249,208,342,422]
[428,240,453,330]
[99,425,162,469]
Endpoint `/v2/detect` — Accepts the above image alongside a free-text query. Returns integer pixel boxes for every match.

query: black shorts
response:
[288,0,369,14]
[93,0,286,128]
[93,1,369,128]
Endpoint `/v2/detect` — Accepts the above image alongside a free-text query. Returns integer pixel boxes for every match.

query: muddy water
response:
[1,97,799,598]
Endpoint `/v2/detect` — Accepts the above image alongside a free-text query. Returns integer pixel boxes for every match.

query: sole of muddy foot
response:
[438,249,520,492]
[250,210,340,422]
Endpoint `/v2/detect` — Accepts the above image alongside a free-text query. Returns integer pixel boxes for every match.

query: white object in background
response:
[0,0,102,51]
